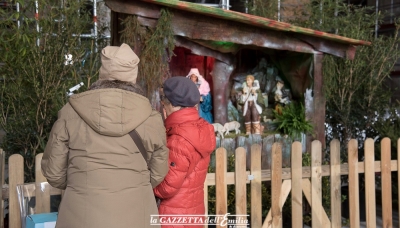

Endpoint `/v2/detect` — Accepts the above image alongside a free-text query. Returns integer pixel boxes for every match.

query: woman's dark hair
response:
[89,80,145,96]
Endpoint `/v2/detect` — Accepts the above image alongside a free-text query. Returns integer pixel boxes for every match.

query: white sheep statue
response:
[212,123,225,139]
[223,121,241,136]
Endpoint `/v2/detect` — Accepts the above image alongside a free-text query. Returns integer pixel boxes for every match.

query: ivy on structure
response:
[120,8,175,98]
[120,14,150,51]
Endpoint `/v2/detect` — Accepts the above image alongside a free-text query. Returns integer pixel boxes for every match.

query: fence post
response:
[381,137,392,227]
[0,149,4,228]
[271,142,282,228]
[35,153,50,213]
[9,154,24,228]
[398,138,400,225]
[330,139,341,227]
[364,138,376,227]
[348,139,360,228]
[311,140,322,228]
[251,144,262,228]
[215,147,227,228]
[291,141,302,228]
[235,147,247,225]
[203,183,208,228]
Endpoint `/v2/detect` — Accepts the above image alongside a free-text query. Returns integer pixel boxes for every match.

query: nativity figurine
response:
[274,77,291,115]
[241,75,263,134]
[223,121,241,135]
[186,68,213,124]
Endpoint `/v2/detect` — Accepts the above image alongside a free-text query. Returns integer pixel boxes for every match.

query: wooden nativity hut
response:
[104,0,369,149]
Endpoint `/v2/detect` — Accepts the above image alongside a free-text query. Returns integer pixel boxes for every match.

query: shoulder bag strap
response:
[128,129,148,167]
[129,129,161,207]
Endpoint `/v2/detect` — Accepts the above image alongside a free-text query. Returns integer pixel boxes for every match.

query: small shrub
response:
[273,102,314,140]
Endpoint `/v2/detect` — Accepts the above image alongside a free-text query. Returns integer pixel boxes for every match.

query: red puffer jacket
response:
[154,107,216,228]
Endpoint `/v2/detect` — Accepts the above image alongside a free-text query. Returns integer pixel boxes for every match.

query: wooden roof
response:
[140,0,370,46]
[106,0,370,59]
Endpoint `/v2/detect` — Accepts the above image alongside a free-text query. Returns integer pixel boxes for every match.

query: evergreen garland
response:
[120,8,175,98]
[120,14,150,51]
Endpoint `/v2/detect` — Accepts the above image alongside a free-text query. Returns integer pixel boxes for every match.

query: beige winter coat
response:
[41,88,169,228]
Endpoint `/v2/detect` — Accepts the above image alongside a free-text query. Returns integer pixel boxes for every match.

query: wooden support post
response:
[381,138,392,227]
[9,154,24,228]
[215,148,227,228]
[348,139,360,228]
[35,153,50,214]
[0,149,4,228]
[271,143,282,228]
[330,139,341,227]
[311,140,323,228]
[291,141,302,228]
[235,147,247,226]
[203,183,208,228]
[364,138,376,228]
[251,144,262,228]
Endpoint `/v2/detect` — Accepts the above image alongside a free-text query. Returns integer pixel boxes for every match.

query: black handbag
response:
[129,129,162,208]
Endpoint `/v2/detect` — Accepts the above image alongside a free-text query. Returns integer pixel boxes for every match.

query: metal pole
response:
[375,0,379,38]
[278,0,281,21]
[390,0,393,24]
[35,1,40,46]
[16,2,20,28]
[93,0,98,53]
[78,0,81,45]
[320,0,323,25]
[220,0,227,10]
[335,0,338,34]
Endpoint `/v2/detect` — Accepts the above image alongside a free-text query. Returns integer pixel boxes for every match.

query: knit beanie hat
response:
[163,77,200,107]
[98,43,140,84]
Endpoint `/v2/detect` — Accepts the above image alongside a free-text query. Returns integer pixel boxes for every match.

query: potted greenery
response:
[272,101,314,141]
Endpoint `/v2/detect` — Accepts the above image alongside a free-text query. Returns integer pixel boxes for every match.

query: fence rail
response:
[0,138,399,228]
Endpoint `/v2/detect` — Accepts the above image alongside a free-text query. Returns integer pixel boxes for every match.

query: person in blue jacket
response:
[186,68,213,123]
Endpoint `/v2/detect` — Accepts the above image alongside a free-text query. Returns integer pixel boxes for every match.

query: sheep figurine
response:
[223,121,241,135]
[212,123,225,139]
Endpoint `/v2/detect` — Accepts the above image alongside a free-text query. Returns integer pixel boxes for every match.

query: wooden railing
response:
[1,138,399,228]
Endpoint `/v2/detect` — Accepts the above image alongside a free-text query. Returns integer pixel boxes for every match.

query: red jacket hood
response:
[165,108,216,158]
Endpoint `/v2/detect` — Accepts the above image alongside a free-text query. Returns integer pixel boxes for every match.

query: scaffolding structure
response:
[0,0,110,51]
[190,0,231,10]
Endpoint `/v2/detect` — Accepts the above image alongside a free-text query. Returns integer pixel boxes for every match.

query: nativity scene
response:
[105,0,369,164]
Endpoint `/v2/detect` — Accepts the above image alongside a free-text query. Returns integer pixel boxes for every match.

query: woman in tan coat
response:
[41,43,169,228]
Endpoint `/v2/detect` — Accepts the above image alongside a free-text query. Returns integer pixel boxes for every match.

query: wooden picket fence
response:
[0,137,399,228]
[205,138,399,228]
